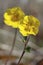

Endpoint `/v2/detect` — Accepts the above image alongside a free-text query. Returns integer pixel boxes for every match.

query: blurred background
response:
[0,0,43,65]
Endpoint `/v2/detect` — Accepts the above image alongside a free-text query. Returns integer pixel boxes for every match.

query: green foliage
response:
[25,46,31,52]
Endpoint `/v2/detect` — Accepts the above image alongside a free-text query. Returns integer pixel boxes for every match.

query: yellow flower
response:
[19,15,40,36]
[4,7,25,28]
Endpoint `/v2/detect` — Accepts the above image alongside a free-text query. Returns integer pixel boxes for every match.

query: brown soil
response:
[37,59,43,65]
[10,62,24,65]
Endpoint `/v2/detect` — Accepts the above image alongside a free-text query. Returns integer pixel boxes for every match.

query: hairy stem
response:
[17,36,30,65]
[5,29,17,65]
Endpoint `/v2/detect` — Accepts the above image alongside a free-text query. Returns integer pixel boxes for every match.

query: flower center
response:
[11,13,20,21]
[25,26,30,32]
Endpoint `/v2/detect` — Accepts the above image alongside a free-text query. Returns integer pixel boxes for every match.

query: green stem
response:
[5,29,17,65]
[17,36,30,65]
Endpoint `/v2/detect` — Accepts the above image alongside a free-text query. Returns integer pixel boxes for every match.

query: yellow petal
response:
[4,12,12,20]
[29,15,40,27]
[18,24,26,30]
[23,16,29,24]
[11,21,19,28]
[19,30,29,36]
[4,19,19,28]
[4,20,12,26]
[31,27,39,35]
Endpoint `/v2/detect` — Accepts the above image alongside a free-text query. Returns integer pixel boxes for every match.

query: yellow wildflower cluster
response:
[4,7,40,36]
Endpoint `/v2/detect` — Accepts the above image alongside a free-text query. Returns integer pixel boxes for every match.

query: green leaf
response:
[25,46,31,52]
[22,36,27,42]
[24,36,27,40]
